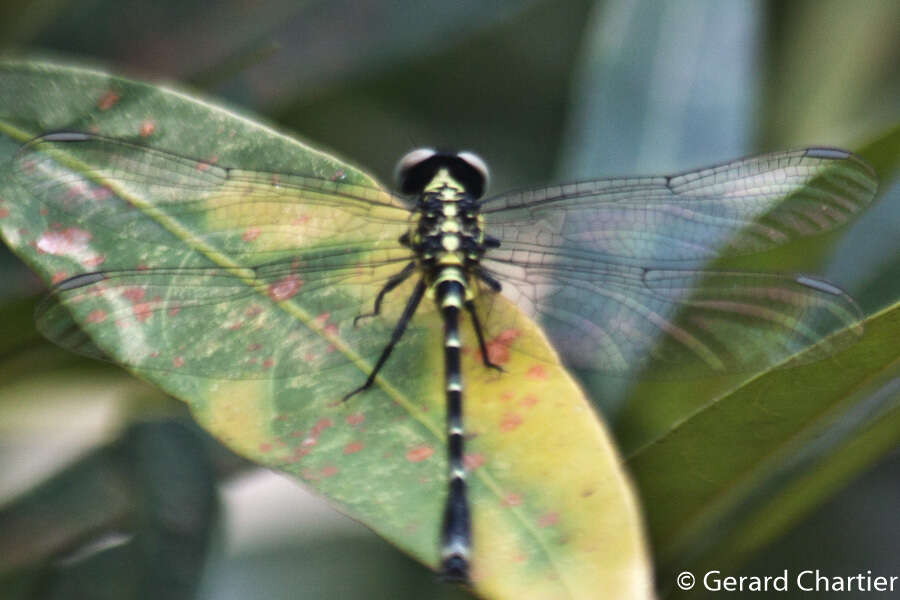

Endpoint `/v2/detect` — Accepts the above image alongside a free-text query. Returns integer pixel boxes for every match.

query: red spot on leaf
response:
[133,303,153,322]
[483,340,510,365]
[500,413,523,432]
[500,391,514,402]
[324,323,338,336]
[259,443,273,453]
[242,227,261,242]
[406,445,434,462]
[168,306,181,317]
[268,274,302,302]
[503,493,522,507]
[538,512,559,528]
[83,254,106,267]
[287,446,311,463]
[139,120,156,137]
[521,394,539,408]
[320,465,339,478]
[346,413,365,426]
[0,207,9,219]
[122,287,146,303]
[248,343,262,352]
[97,91,120,110]
[292,215,309,226]
[526,365,548,380]
[343,441,364,454]
[51,271,69,284]
[310,418,333,436]
[479,328,521,365]
[262,358,275,370]
[92,187,112,201]
[173,356,185,368]
[314,312,330,325]
[87,309,107,323]
[496,329,521,344]
[36,227,92,255]
[464,453,485,469]
[195,156,218,172]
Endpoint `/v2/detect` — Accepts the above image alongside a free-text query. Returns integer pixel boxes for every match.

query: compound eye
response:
[395,148,437,188]
[456,151,489,189]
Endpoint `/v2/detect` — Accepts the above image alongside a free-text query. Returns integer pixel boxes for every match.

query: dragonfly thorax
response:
[408,170,489,298]
[397,150,492,300]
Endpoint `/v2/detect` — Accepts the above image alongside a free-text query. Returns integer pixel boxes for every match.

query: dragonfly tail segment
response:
[437,279,472,584]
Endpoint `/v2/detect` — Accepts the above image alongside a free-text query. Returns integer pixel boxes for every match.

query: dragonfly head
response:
[395,148,489,199]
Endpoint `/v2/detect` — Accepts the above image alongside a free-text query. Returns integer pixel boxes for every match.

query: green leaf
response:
[625,301,900,587]
[0,59,652,599]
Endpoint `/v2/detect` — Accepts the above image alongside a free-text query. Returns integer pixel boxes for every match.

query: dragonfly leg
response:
[343,279,427,402]
[476,269,502,292]
[353,262,416,327]
[465,300,505,373]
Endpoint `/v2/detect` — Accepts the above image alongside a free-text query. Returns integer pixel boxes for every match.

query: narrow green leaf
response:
[627,301,900,586]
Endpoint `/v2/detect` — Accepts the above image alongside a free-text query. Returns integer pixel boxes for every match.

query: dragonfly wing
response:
[35,252,433,381]
[13,132,411,263]
[476,259,863,377]
[483,148,877,266]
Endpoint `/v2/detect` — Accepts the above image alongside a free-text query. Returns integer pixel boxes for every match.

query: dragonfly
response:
[12,132,877,583]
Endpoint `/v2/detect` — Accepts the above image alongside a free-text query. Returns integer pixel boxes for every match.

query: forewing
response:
[35,253,427,381]
[14,132,411,264]
[476,260,863,377]
[483,148,877,266]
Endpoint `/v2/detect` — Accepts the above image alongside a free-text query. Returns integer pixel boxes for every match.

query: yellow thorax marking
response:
[424,168,466,200]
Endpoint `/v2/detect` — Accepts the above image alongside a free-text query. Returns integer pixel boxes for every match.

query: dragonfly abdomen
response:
[436,277,472,582]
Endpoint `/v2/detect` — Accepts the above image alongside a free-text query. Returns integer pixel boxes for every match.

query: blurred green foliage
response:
[0,1,897,598]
